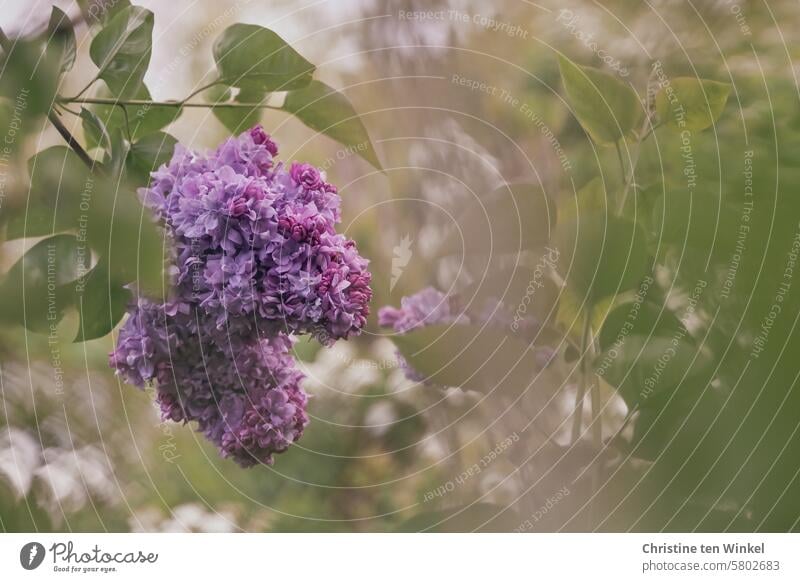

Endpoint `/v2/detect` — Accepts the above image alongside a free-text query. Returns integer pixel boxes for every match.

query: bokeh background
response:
[1,0,800,532]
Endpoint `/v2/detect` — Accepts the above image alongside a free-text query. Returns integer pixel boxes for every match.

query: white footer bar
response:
[1,533,798,581]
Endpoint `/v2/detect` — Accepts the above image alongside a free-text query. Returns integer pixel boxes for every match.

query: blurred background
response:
[1,0,800,532]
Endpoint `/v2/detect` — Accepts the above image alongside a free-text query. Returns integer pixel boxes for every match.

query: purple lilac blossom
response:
[139,125,371,344]
[111,298,308,467]
[377,287,466,332]
[110,126,370,467]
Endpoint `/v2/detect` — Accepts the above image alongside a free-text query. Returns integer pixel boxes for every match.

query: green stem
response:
[117,103,132,141]
[180,80,225,104]
[590,376,602,448]
[570,312,593,444]
[615,113,660,216]
[608,404,638,447]
[614,140,626,185]
[60,97,281,110]
[71,74,100,101]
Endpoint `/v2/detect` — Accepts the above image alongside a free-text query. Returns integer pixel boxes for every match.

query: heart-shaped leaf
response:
[74,257,132,342]
[597,299,686,352]
[283,81,381,170]
[213,23,314,91]
[126,131,177,180]
[209,83,267,134]
[89,6,154,97]
[558,55,642,144]
[595,335,713,409]
[79,106,111,156]
[554,212,651,302]
[655,77,730,132]
[0,234,83,331]
[46,6,76,74]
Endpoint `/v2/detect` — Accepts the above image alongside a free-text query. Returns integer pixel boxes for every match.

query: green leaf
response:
[597,299,686,352]
[627,390,726,462]
[5,147,96,239]
[74,257,131,341]
[79,106,111,156]
[554,212,650,302]
[127,131,176,177]
[213,23,314,91]
[210,84,267,134]
[0,234,83,332]
[6,147,164,294]
[82,84,181,147]
[595,335,713,409]
[0,39,59,118]
[393,324,539,395]
[106,127,130,179]
[655,77,730,132]
[649,186,727,263]
[283,81,381,170]
[557,176,611,225]
[438,183,556,258]
[89,6,154,97]
[558,55,642,144]
[86,179,164,294]
[46,6,76,73]
[555,287,614,339]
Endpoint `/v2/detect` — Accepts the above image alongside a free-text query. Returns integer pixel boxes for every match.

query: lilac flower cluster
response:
[378,287,555,386]
[110,126,371,467]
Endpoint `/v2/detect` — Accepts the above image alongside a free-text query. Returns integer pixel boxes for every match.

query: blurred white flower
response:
[131,503,236,532]
[364,401,397,437]
[0,427,41,498]
[33,446,116,520]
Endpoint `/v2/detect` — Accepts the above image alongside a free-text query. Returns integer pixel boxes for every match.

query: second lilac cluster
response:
[110,126,372,467]
[378,287,556,386]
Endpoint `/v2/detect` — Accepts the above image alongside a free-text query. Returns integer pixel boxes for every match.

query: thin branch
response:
[180,80,225,104]
[57,103,82,117]
[48,111,99,171]
[570,313,593,444]
[614,139,626,186]
[608,404,638,447]
[615,117,653,216]
[590,378,602,447]
[60,96,281,110]
[615,72,663,216]
[113,103,132,141]
[71,74,100,101]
